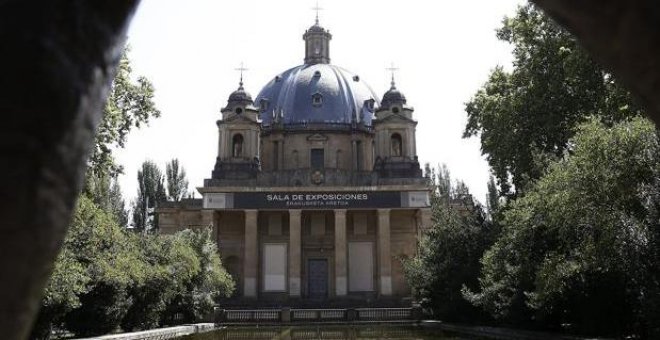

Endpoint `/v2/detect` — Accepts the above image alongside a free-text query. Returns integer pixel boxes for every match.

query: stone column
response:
[244,210,258,297]
[334,209,347,296]
[377,209,392,296]
[288,210,302,297]
[249,130,255,159]
[351,140,357,170]
[278,138,285,170]
[418,208,432,231]
[218,129,225,158]
[412,129,417,157]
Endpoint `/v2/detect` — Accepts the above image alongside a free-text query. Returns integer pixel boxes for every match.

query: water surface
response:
[181,324,481,340]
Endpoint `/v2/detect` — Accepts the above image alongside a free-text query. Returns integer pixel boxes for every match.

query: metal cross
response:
[312,0,323,25]
[386,62,399,88]
[235,62,248,86]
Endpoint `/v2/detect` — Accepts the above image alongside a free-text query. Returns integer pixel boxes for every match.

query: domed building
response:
[157,18,430,305]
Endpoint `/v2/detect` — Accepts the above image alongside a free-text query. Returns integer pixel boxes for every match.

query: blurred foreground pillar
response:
[532,0,660,124]
[0,1,139,339]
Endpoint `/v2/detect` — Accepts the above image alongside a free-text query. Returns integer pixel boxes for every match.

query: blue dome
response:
[255,64,380,127]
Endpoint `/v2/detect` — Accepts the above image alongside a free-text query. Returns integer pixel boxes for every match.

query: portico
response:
[194,188,430,300]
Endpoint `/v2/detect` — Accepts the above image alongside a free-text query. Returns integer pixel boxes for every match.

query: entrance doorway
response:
[307,259,328,299]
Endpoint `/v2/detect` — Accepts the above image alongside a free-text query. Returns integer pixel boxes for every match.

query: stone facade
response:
[156,19,431,306]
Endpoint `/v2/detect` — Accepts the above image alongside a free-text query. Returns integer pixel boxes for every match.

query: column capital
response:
[288,209,302,216]
[377,208,391,215]
[334,209,347,216]
[245,209,258,215]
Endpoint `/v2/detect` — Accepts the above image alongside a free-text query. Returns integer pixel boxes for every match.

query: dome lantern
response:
[303,12,332,65]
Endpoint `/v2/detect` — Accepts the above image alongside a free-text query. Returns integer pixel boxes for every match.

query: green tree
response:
[120,233,198,331]
[30,247,90,339]
[464,4,642,197]
[80,47,159,227]
[84,172,128,226]
[464,117,660,336]
[132,160,167,231]
[89,48,160,178]
[59,196,143,337]
[32,198,234,337]
[486,176,500,218]
[404,165,496,322]
[166,159,189,202]
[162,228,235,324]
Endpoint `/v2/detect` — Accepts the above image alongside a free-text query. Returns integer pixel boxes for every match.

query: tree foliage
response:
[464,118,660,336]
[62,196,144,336]
[32,197,234,338]
[80,47,159,228]
[89,48,160,178]
[166,159,189,202]
[84,171,128,226]
[464,4,642,197]
[160,229,235,325]
[132,160,167,231]
[122,228,234,330]
[404,165,497,322]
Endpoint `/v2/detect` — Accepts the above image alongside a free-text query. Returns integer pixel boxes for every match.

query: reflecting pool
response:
[179,324,482,340]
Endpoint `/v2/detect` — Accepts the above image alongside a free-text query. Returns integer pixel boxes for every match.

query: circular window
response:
[235,107,243,114]
[392,107,400,113]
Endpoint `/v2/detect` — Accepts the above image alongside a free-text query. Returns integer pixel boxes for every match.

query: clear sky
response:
[117,0,525,208]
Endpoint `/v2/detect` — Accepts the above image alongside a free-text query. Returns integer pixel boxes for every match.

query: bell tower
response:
[373,67,422,178]
[212,67,260,180]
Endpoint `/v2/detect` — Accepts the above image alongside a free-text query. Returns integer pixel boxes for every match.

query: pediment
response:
[223,113,258,124]
[375,112,416,124]
[306,133,328,141]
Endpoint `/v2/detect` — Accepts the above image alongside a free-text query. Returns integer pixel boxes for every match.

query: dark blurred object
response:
[533,0,660,123]
[0,1,139,339]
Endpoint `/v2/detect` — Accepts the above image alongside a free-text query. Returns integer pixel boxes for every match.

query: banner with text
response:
[204,191,429,209]
[235,192,400,209]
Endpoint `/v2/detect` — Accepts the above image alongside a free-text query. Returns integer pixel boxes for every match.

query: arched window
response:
[391,133,403,157]
[232,134,244,158]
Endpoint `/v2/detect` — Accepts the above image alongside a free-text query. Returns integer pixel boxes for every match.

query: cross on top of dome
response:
[234,62,248,89]
[312,1,323,26]
[386,62,399,90]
